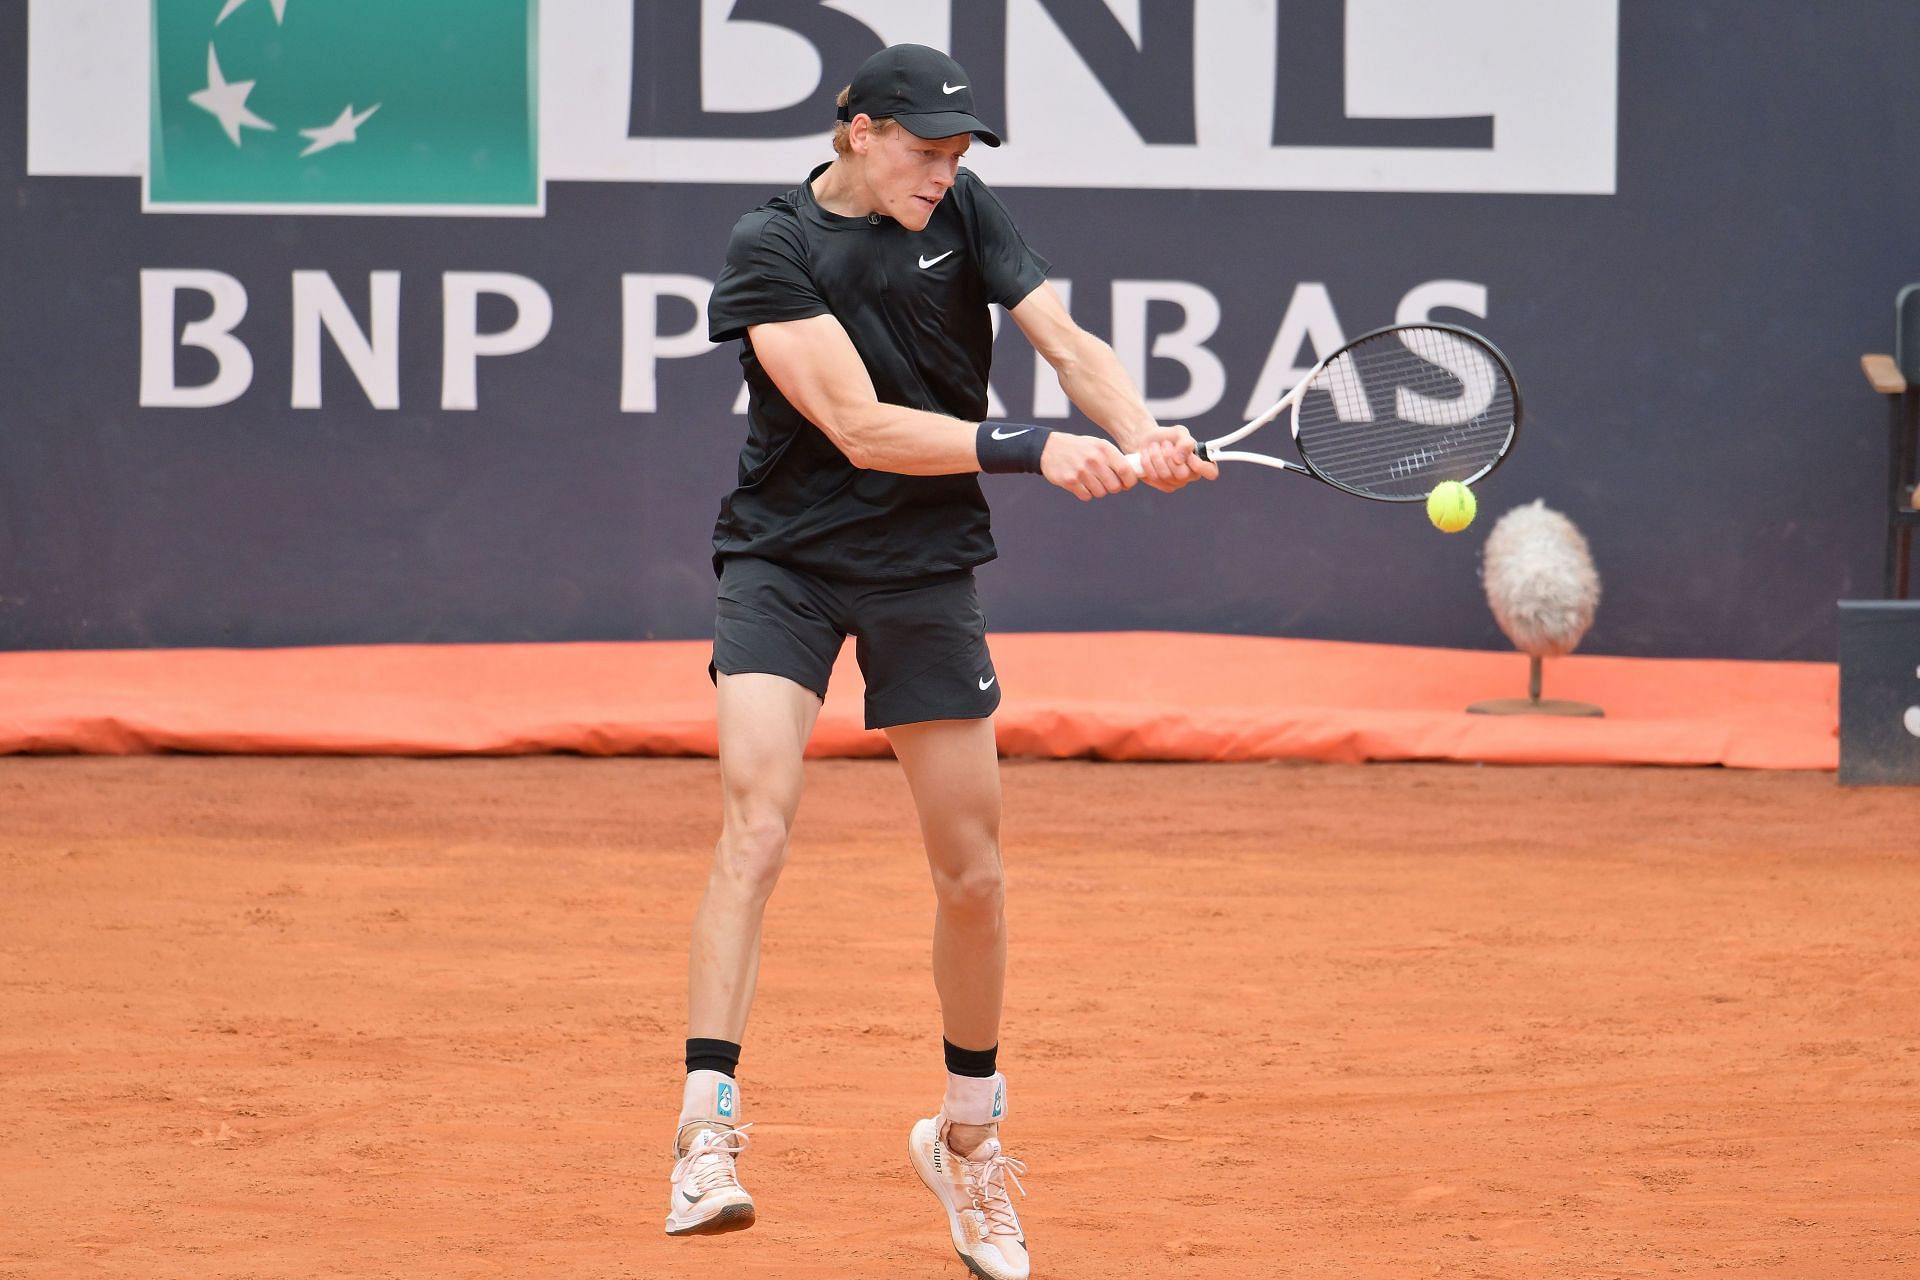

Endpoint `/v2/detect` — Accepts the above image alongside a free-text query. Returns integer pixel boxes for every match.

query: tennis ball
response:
[1427,481,1477,533]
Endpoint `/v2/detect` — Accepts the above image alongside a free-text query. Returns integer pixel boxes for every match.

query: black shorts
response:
[711,556,1001,730]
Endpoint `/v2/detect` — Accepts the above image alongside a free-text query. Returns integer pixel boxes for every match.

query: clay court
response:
[5,756,1915,1278]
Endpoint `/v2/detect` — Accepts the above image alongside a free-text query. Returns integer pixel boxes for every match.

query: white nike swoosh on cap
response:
[989,426,1029,440]
[943,82,966,94]
[918,250,955,269]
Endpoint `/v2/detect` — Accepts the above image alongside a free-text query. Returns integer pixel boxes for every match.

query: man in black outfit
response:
[665,43,1214,1280]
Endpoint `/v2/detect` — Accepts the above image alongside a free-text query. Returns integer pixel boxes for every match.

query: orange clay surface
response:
[3,757,1916,1279]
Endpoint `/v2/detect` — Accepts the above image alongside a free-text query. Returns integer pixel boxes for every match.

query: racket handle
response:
[1122,441,1211,477]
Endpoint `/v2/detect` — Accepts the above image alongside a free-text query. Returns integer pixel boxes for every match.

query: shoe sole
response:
[950,1248,1001,1280]
[664,1203,756,1237]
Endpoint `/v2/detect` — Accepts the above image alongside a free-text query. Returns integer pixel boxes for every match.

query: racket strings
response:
[1295,329,1517,499]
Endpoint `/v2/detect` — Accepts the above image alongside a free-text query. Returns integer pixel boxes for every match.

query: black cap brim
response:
[897,111,1002,147]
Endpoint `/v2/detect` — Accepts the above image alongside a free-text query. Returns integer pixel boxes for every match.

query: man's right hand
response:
[1040,434,1137,501]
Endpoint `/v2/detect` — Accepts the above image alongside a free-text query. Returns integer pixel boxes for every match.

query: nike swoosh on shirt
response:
[978,675,996,691]
[943,82,966,94]
[918,251,955,269]
[989,427,1030,440]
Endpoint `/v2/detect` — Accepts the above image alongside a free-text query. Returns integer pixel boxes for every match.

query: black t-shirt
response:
[707,164,1051,581]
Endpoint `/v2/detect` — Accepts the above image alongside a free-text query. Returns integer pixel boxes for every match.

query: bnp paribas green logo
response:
[148,0,540,214]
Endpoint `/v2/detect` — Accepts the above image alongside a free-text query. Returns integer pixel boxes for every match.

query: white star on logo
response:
[188,45,275,147]
[299,103,381,157]
[216,0,290,25]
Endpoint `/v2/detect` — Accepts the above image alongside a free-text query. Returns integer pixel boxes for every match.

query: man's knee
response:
[932,852,1005,920]
[714,811,794,902]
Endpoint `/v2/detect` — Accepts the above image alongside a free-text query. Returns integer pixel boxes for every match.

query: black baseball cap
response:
[836,44,1002,147]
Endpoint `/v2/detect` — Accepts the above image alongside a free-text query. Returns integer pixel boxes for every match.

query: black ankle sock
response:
[943,1039,998,1078]
[686,1037,741,1077]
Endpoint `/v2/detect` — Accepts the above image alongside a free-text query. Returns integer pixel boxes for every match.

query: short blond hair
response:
[831,84,896,156]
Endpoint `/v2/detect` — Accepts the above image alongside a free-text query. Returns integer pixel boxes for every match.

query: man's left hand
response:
[1133,425,1220,493]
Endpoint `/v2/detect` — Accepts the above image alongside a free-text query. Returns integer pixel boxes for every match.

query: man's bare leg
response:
[667,672,819,1238]
[687,671,821,1047]
[888,715,1005,1155]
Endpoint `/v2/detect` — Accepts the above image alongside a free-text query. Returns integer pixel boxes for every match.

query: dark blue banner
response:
[2,2,1911,659]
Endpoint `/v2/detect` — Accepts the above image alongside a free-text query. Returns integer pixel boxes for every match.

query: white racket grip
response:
[1123,441,1211,477]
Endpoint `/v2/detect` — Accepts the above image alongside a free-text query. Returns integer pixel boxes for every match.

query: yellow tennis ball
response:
[1426,481,1476,532]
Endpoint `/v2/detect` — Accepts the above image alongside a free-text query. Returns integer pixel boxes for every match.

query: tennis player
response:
[665,43,1215,1278]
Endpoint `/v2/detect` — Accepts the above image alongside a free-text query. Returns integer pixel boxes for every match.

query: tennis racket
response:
[1126,323,1521,501]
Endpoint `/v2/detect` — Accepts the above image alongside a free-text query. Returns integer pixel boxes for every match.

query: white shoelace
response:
[963,1146,1028,1238]
[674,1122,752,1194]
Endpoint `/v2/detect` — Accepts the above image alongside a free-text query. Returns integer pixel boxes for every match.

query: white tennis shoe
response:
[664,1122,755,1236]
[909,1115,1030,1280]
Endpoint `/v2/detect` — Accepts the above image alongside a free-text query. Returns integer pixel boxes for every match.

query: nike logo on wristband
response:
[990,427,1030,440]
[918,250,955,269]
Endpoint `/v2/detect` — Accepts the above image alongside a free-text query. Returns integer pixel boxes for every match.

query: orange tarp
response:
[0,633,1838,768]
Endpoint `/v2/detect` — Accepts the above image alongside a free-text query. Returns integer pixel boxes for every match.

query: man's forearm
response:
[831,404,985,475]
[1049,329,1159,452]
